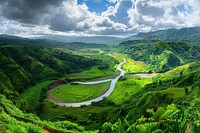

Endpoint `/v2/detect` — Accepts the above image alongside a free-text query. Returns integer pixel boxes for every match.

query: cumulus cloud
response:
[128,0,200,32]
[109,0,133,24]
[0,0,66,25]
[49,2,94,32]
[0,17,54,36]
[0,0,200,36]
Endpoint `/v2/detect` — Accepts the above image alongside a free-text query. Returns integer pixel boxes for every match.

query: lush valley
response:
[0,27,200,133]
[1,0,200,132]
[0,42,115,96]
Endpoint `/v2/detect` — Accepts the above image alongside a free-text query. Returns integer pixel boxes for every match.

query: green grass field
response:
[111,53,149,74]
[122,58,148,74]
[108,78,152,105]
[156,62,193,81]
[51,81,111,102]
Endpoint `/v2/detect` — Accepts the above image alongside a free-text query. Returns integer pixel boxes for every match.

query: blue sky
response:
[0,0,199,37]
[78,0,116,14]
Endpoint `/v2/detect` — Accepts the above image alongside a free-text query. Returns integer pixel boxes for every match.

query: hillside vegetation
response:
[1,61,200,132]
[0,45,100,97]
[1,33,200,132]
[101,61,200,132]
[119,41,200,72]
[0,94,93,133]
[127,27,200,44]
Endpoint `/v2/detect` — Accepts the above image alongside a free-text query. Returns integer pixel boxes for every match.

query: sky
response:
[0,0,200,37]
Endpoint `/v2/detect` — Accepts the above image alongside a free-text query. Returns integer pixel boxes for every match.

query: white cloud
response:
[0,0,200,37]
[49,2,94,32]
[107,0,118,3]
[127,0,200,32]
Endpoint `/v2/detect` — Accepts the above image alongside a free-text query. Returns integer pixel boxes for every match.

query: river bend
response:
[48,58,126,107]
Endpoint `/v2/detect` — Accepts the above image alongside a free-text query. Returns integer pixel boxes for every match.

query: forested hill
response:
[0,34,108,49]
[0,45,101,97]
[0,36,117,132]
[119,41,200,72]
[126,27,200,44]
[102,61,200,132]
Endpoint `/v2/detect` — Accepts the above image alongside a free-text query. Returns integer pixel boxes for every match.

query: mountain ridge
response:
[33,35,123,44]
[127,27,200,43]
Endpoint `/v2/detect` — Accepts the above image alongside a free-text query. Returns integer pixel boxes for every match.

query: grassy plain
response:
[122,58,148,74]
[108,78,152,105]
[110,53,149,74]
[51,81,111,102]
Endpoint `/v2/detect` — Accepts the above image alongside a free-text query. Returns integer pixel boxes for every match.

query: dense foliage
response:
[0,94,91,133]
[119,41,200,72]
[0,45,100,97]
[100,62,200,133]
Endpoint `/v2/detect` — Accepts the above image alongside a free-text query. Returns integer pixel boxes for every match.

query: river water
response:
[49,58,126,107]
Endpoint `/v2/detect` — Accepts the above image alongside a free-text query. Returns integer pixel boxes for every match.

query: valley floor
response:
[38,53,158,129]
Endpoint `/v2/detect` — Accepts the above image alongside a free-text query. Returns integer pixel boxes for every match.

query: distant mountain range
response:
[1,26,200,44]
[0,34,108,49]
[126,27,200,43]
[35,35,123,44]
[35,27,200,44]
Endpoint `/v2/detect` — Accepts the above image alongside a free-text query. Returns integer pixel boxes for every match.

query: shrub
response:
[26,124,42,133]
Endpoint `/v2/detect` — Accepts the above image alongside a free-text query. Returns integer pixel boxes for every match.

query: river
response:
[48,58,126,107]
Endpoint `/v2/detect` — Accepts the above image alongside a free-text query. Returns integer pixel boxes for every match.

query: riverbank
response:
[47,58,126,107]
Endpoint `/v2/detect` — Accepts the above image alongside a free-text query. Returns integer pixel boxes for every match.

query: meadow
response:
[51,81,111,102]
[108,78,152,105]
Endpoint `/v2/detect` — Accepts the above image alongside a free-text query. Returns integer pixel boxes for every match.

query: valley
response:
[1,0,200,132]
[48,57,126,107]
[0,27,200,133]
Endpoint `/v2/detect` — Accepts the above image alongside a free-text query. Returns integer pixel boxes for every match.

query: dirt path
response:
[48,93,65,103]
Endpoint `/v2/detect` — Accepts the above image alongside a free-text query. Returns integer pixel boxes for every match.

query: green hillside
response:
[0,40,118,97]
[101,62,200,132]
[119,41,200,72]
[127,27,200,44]
[0,94,92,133]
[0,45,96,96]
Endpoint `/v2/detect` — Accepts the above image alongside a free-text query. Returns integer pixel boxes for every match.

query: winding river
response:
[48,58,126,107]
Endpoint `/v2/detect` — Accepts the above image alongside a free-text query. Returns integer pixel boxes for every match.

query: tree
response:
[184,86,188,94]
